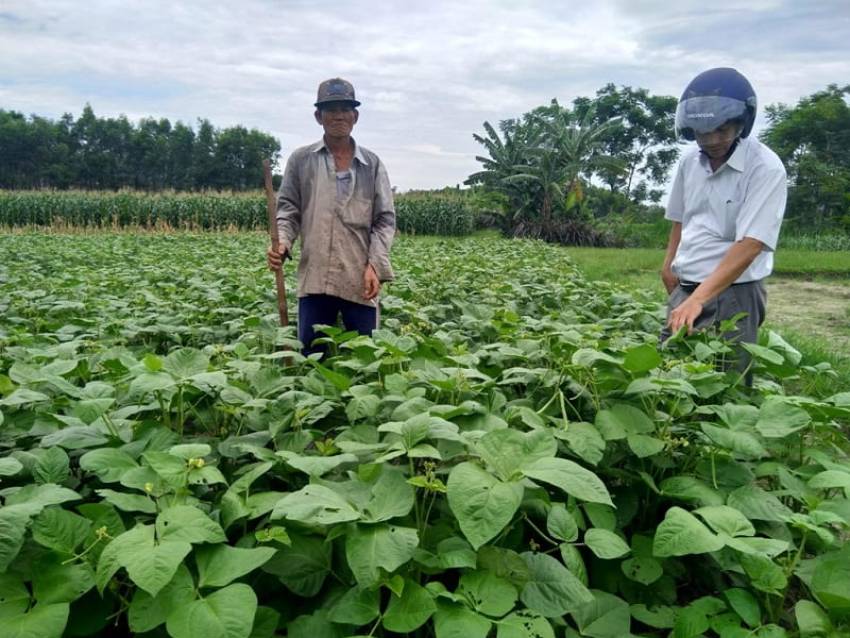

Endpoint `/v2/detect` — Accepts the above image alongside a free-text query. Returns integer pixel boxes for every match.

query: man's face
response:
[695,121,741,159]
[315,102,358,138]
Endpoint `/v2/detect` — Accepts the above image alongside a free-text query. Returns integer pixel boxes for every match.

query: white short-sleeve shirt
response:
[665,136,787,283]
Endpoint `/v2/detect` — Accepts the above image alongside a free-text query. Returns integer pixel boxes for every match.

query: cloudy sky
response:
[2,0,849,191]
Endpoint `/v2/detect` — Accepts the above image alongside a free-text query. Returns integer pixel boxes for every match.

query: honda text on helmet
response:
[675,67,757,142]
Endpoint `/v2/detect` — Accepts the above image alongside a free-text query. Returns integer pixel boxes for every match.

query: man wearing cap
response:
[267,78,395,356]
[660,68,787,373]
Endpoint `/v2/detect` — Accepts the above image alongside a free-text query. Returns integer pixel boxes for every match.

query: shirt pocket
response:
[342,196,373,229]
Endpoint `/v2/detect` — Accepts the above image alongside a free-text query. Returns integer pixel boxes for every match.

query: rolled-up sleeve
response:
[368,160,396,282]
[276,153,302,252]
[735,164,787,252]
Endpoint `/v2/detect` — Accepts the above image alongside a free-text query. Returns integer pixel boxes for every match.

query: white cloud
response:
[1,0,849,190]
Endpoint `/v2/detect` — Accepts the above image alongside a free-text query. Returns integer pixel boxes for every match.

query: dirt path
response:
[765,278,850,354]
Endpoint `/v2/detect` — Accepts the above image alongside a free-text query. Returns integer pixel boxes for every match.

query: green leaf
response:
[96,524,192,596]
[3,602,69,638]
[520,552,593,618]
[694,506,756,538]
[0,573,29,619]
[621,557,663,585]
[261,533,330,597]
[272,484,360,526]
[547,504,578,543]
[476,429,557,481]
[128,564,195,633]
[363,468,415,522]
[584,529,630,560]
[383,578,437,632]
[653,507,724,557]
[95,489,156,514]
[0,506,40,571]
[249,606,279,638]
[163,348,210,379]
[595,404,654,438]
[196,545,276,588]
[727,485,793,522]
[32,561,94,604]
[327,587,380,625]
[447,462,523,550]
[741,554,787,594]
[572,590,631,638]
[700,423,768,459]
[755,398,811,438]
[496,611,555,638]
[522,457,613,506]
[660,476,724,506]
[555,422,606,465]
[0,388,51,407]
[673,604,709,638]
[627,434,665,458]
[630,603,677,629]
[156,505,227,544]
[0,456,24,477]
[433,602,492,638]
[80,448,139,483]
[287,609,344,638]
[33,447,70,484]
[724,588,761,628]
[808,470,850,490]
[142,451,188,489]
[168,443,212,459]
[345,524,418,587]
[31,507,92,554]
[276,451,359,478]
[458,570,518,617]
[623,343,662,373]
[166,583,257,638]
[811,546,850,614]
[794,600,834,637]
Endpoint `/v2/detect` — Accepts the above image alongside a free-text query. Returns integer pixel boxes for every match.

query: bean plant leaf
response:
[3,602,70,638]
[195,544,276,588]
[522,458,613,506]
[653,507,724,557]
[496,611,555,638]
[345,524,419,587]
[520,552,593,617]
[272,484,360,526]
[584,529,630,560]
[447,462,524,549]
[165,583,257,638]
[382,578,437,632]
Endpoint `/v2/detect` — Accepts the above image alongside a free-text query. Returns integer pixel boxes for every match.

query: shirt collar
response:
[695,137,748,174]
[311,137,369,166]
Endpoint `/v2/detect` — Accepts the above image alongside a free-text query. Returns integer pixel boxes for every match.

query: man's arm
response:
[661,222,682,294]
[667,238,764,334]
[367,160,396,282]
[276,154,303,255]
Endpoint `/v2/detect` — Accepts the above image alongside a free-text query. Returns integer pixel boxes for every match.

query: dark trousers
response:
[661,280,767,377]
[298,294,377,356]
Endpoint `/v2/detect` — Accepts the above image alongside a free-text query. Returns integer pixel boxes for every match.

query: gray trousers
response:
[661,280,767,371]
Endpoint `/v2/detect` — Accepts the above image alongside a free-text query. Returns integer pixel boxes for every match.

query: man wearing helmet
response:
[661,68,787,369]
[266,78,396,356]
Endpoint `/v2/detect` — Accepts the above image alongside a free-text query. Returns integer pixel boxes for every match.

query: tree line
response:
[0,105,280,191]
[468,83,850,242]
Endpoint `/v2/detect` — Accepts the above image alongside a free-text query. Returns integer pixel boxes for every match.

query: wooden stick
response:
[264,159,289,328]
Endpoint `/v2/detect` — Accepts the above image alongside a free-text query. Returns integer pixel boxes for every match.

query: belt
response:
[679,280,756,292]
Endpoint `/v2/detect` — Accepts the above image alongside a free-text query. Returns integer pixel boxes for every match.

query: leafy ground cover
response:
[1,233,849,637]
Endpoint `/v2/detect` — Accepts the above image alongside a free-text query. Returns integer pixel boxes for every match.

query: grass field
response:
[565,245,850,394]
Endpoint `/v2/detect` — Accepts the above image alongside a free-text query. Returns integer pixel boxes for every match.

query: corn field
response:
[0,190,475,235]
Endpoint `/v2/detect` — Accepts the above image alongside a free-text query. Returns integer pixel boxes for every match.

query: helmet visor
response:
[675,95,748,140]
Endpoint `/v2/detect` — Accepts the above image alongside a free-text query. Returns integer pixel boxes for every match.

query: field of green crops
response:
[1,232,850,638]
